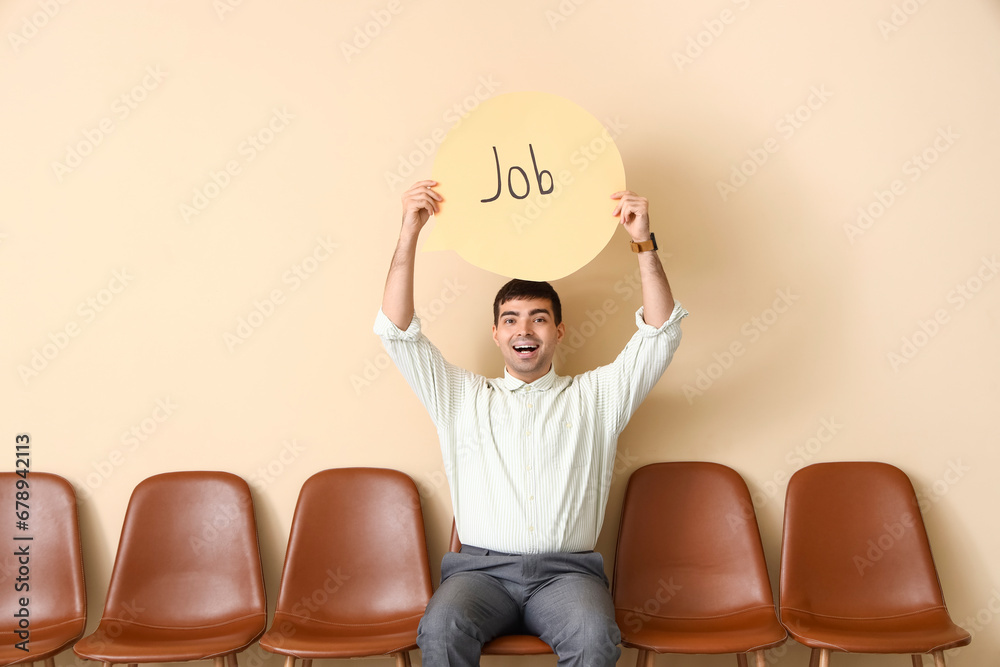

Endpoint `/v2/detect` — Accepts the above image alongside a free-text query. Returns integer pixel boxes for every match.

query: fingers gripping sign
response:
[611,191,651,242]
[424,92,626,281]
[402,179,443,231]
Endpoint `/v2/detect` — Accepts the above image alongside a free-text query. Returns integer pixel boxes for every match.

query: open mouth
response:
[513,344,539,358]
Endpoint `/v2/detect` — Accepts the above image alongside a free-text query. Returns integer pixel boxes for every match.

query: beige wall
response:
[3,1,999,665]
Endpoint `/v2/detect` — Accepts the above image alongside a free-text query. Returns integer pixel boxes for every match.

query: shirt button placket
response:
[525,390,537,552]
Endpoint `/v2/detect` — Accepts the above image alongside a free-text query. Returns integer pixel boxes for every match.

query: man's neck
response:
[505,364,553,384]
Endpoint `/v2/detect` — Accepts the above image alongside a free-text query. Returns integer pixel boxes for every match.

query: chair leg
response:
[737,654,749,667]
[44,659,56,667]
[754,651,767,667]
[912,655,923,667]
[282,657,296,667]
[933,651,946,667]
[213,658,224,667]
[301,660,312,667]
[635,649,655,667]
[226,655,238,667]
[809,649,831,667]
[393,652,411,667]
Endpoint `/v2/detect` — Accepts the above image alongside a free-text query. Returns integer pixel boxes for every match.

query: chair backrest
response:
[613,462,778,618]
[273,468,432,624]
[0,472,86,638]
[103,471,266,628]
[780,462,947,619]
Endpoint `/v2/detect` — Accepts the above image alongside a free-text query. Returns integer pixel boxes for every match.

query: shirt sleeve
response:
[577,301,688,435]
[373,308,473,429]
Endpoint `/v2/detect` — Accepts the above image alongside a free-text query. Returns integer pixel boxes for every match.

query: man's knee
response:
[418,577,505,646]
[418,596,484,643]
[552,610,621,665]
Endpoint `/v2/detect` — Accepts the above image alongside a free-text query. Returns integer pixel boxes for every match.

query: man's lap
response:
[422,546,618,643]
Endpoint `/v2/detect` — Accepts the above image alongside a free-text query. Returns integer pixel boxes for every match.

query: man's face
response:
[492,297,565,384]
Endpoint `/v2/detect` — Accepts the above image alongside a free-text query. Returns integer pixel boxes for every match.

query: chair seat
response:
[0,617,86,666]
[482,634,553,655]
[73,613,267,663]
[259,612,422,658]
[780,607,972,654]
[616,606,787,654]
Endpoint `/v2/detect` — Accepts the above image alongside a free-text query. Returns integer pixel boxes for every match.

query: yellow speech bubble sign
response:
[424,91,625,281]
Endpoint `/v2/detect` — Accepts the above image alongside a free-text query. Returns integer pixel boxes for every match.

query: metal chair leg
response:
[912,655,924,666]
[809,648,831,667]
[282,656,295,667]
[933,651,947,667]
[737,653,748,667]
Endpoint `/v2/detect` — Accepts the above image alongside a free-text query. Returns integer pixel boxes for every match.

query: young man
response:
[375,180,687,666]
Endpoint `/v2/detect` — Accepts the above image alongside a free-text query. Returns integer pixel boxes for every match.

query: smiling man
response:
[374,179,687,667]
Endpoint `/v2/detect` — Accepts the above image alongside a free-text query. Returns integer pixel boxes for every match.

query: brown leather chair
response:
[779,462,971,667]
[0,472,86,667]
[259,468,433,667]
[612,462,787,667]
[74,471,267,667]
[447,522,555,656]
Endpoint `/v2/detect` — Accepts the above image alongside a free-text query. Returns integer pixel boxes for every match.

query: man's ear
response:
[556,321,565,343]
[492,324,500,346]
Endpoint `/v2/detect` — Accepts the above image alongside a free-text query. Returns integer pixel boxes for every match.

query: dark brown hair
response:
[493,279,562,325]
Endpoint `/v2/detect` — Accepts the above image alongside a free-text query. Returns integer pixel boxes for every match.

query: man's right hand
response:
[401,180,443,234]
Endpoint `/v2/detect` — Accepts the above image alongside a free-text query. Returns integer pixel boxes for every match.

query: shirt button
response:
[526,465,531,471]
[527,403,533,409]
[529,495,535,501]
[528,526,535,532]
[526,431,532,436]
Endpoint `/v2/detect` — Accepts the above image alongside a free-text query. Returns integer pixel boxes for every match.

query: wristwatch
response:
[630,233,657,253]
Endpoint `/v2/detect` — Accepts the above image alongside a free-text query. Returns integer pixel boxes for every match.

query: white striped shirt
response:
[374,302,687,554]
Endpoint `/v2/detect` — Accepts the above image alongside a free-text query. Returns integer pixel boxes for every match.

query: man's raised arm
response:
[381,180,443,329]
[611,190,675,327]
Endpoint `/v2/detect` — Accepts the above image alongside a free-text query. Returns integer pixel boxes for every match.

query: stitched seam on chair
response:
[275,611,424,627]
[741,636,789,652]
[780,605,950,621]
[26,617,86,633]
[613,603,776,621]
[99,611,266,630]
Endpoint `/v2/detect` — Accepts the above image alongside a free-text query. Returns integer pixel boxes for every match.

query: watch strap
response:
[630,232,657,253]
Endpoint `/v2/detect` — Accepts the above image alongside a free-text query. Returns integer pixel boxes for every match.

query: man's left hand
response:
[611,190,651,242]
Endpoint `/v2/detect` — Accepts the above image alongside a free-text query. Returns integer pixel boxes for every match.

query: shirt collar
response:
[502,364,558,392]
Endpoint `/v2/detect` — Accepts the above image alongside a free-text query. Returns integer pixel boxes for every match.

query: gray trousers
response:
[416,545,622,667]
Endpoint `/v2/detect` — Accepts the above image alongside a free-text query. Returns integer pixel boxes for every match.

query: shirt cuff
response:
[635,301,688,336]
[373,308,423,340]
